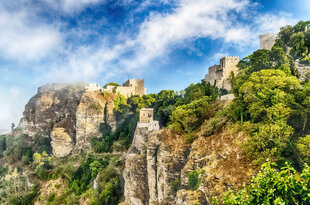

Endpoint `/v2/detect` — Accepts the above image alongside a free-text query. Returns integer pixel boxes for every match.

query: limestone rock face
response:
[124,129,190,205]
[295,59,310,80]
[123,127,256,204]
[17,83,117,157]
[50,128,73,157]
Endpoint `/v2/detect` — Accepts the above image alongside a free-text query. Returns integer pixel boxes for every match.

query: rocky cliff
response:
[16,83,117,157]
[123,127,256,205]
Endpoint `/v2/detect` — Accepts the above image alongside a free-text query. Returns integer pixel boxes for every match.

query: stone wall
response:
[260,33,277,50]
[139,108,154,123]
[103,78,146,98]
[204,56,239,90]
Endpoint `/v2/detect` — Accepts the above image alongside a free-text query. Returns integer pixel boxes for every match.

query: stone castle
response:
[103,78,146,98]
[38,79,146,98]
[204,34,279,92]
[137,108,159,131]
[204,56,239,90]
[259,33,277,50]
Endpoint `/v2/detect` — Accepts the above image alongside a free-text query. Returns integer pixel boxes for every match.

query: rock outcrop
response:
[16,83,117,157]
[123,127,256,204]
[295,59,310,80]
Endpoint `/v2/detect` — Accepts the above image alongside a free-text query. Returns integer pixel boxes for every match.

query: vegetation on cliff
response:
[0,20,310,204]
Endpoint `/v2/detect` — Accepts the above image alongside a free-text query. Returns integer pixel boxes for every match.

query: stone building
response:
[137,108,159,131]
[260,33,277,50]
[102,78,146,98]
[204,56,239,90]
[85,83,101,91]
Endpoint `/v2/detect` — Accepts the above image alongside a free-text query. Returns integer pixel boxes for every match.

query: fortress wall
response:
[135,79,146,96]
[115,86,135,98]
[222,56,239,79]
[260,33,277,50]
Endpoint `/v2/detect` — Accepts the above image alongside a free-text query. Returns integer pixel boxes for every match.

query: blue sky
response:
[0,0,309,132]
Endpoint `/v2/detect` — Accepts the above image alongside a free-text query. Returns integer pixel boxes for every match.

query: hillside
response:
[0,20,310,205]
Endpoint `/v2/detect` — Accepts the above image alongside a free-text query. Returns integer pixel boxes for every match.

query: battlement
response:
[259,33,276,38]
[220,56,239,60]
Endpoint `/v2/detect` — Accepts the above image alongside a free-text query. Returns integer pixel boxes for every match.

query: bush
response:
[297,135,310,163]
[243,122,294,164]
[170,178,182,193]
[188,170,200,190]
[169,96,214,134]
[223,161,310,204]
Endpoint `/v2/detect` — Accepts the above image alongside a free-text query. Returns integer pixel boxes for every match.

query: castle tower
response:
[260,33,277,50]
[204,56,239,91]
[220,56,239,79]
[138,108,159,131]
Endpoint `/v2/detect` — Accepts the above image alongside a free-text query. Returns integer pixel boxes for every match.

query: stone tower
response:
[260,33,277,50]
[205,56,239,90]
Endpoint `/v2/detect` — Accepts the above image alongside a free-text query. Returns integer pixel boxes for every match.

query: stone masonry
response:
[260,33,277,50]
[102,78,146,98]
[204,56,239,90]
[137,108,160,131]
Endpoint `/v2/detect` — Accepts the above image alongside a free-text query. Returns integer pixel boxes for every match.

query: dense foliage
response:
[1,20,310,205]
[222,161,310,204]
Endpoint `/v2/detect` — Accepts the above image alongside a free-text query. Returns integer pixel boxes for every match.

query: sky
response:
[0,0,309,133]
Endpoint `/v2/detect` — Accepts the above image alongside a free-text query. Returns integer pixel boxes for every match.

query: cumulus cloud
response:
[41,0,298,83]
[0,8,62,62]
[61,0,106,13]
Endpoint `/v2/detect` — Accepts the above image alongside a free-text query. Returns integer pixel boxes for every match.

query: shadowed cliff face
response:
[123,127,256,205]
[16,83,117,157]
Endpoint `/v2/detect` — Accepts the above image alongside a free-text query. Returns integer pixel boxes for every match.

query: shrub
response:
[243,122,294,164]
[223,161,310,204]
[188,170,200,190]
[297,135,310,163]
[170,178,182,193]
[169,96,214,134]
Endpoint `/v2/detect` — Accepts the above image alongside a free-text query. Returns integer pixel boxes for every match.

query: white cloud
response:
[254,12,297,33]
[62,0,106,13]
[0,8,62,62]
[41,0,298,83]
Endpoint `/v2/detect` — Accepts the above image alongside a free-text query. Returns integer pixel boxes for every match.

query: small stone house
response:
[137,108,159,131]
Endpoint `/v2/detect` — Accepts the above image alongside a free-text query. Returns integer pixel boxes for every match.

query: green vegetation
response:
[170,178,182,193]
[104,82,120,87]
[279,20,310,62]
[188,170,200,190]
[1,20,310,204]
[222,161,310,204]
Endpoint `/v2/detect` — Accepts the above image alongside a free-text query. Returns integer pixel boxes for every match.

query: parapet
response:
[220,56,239,60]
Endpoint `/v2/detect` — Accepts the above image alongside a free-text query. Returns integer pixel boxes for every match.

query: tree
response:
[169,96,214,134]
[239,69,299,123]
[297,135,310,163]
[11,123,15,131]
[223,161,310,204]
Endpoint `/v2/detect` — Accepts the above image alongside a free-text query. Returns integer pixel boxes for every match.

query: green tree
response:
[223,161,310,204]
